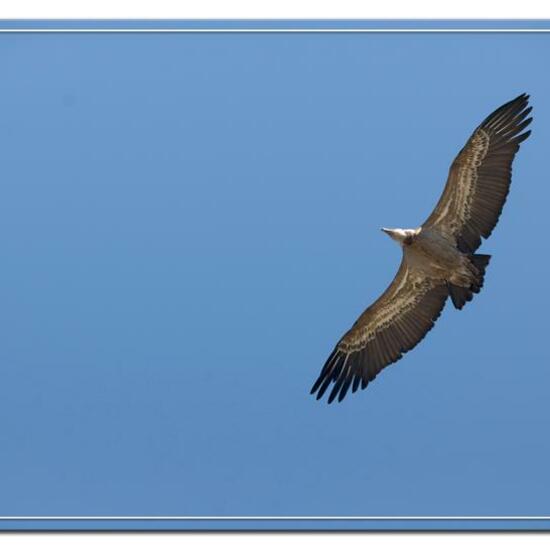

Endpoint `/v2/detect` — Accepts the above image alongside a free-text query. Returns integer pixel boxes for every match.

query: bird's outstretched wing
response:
[311,261,448,403]
[423,94,532,253]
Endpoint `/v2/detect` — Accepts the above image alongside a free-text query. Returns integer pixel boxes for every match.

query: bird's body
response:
[311,94,532,403]
[392,227,478,287]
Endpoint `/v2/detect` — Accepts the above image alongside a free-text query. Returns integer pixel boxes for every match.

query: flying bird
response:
[311,94,532,404]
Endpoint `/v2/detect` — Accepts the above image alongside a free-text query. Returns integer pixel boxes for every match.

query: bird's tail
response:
[448,254,491,310]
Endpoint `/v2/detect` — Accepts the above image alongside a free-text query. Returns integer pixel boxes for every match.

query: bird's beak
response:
[381,228,391,235]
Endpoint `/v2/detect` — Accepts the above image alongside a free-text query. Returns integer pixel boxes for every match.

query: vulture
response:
[311,94,532,403]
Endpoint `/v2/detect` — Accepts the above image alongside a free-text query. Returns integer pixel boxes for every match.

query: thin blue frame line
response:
[0,516,549,521]
[0,28,550,33]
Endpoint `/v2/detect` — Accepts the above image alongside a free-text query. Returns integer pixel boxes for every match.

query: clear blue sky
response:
[0,23,549,530]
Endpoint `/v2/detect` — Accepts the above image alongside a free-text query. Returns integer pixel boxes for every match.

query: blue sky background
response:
[0,25,549,530]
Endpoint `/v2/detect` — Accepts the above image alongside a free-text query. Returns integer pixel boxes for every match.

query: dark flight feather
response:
[424,93,532,253]
[311,262,448,403]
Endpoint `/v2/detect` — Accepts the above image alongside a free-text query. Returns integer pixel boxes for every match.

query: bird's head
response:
[381,227,417,246]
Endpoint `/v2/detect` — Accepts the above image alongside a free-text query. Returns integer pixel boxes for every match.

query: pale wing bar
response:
[424,94,532,253]
[311,269,448,403]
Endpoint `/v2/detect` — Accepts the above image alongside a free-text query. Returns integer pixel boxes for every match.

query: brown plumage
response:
[423,94,532,253]
[311,94,532,403]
